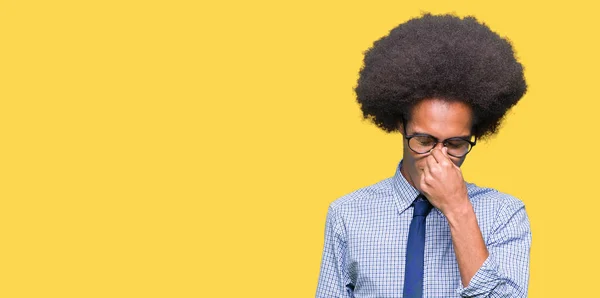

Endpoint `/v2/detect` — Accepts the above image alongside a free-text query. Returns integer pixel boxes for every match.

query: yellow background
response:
[1,0,598,297]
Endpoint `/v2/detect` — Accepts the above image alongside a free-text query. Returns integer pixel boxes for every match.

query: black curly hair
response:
[355,13,527,140]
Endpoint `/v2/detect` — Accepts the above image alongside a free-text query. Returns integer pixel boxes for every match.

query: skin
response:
[399,98,488,287]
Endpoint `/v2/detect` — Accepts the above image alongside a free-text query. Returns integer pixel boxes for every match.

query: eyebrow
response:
[410,131,472,140]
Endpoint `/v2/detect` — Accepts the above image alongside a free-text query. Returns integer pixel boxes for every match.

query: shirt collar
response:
[391,160,421,215]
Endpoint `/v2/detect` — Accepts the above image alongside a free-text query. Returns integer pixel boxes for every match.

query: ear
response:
[398,121,405,137]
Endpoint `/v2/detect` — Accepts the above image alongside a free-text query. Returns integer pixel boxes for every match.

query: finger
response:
[441,147,455,166]
[418,168,430,194]
[430,148,450,164]
[425,154,438,173]
[422,158,436,186]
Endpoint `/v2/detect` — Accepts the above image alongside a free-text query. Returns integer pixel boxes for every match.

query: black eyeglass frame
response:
[402,120,477,158]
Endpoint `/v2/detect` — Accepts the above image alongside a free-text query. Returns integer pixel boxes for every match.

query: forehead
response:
[408,98,473,137]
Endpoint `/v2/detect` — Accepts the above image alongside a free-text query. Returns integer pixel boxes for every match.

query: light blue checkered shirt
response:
[316,161,531,297]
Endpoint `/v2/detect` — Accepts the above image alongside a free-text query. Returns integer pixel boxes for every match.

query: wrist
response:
[443,199,474,226]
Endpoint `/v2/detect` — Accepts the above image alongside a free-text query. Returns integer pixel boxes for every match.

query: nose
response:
[426,142,446,155]
[432,142,445,151]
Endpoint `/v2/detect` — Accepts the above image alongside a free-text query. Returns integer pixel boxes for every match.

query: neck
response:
[400,161,418,190]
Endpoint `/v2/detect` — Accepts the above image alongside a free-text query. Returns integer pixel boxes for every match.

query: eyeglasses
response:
[404,133,476,157]
[401,119,477,157]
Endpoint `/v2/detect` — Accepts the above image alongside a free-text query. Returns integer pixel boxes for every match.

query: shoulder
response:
[329,177,396,213]
[466,182,525,210]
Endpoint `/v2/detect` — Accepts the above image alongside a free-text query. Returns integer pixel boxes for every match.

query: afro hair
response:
[355,13,527,139]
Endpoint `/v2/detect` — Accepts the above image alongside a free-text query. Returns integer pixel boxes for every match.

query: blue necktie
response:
[403,195,432,298]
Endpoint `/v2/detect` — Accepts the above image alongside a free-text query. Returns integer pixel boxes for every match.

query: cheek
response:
[413,155,425,163]
[410,155,429,171]
[452,156,466,167]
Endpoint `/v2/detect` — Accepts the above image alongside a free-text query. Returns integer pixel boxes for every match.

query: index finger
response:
[430,147,450,164]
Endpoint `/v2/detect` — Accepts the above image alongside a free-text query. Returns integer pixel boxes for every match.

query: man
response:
[316,14,531,297]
